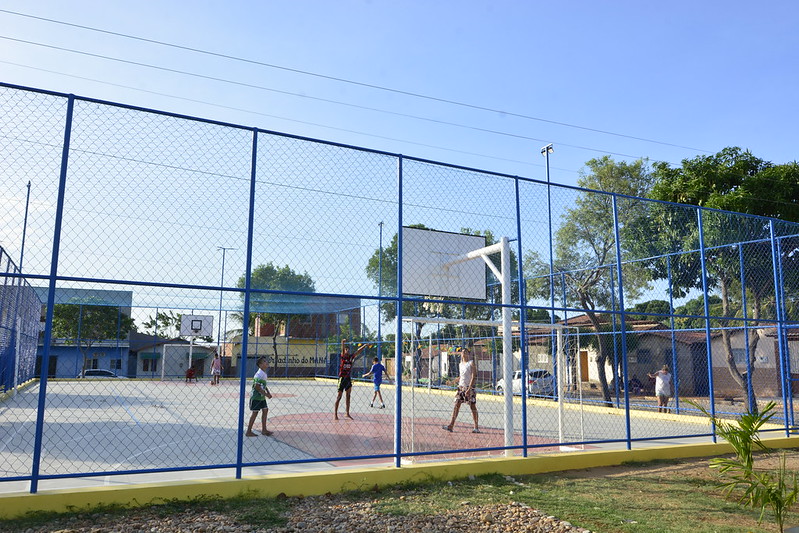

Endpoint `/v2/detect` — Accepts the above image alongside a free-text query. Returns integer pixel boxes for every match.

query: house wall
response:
[623,335,700,395]
[576,327,789,398]
[34,288,135,378]
[708,329,781,397]
[231,336,335,378]
[36,343,129,378]
[152,344,214,379]
[582,334,705,396]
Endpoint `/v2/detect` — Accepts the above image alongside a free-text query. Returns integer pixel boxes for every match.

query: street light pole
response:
[541,145,554,300]
[377,221,384,360]
[216,246,235,355]
[20,180,31,270]
[541,144,557,397]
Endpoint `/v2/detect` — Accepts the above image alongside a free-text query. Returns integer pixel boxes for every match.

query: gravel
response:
[6,493,592,533]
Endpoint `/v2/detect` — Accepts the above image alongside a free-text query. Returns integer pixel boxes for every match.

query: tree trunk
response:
[271,322,280,366]
[584,308,614,407]
[718,278,760,413]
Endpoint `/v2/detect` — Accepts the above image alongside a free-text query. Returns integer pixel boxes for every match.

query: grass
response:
[2,456,798,532]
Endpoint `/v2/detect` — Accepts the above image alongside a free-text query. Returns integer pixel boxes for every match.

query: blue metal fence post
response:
[611,196,632,450]
[394,155,403,467]
[378,221,384,362]
[609,268,620,408]
[776,236,795,428]
[31,94,74,494]
[235,128,259,479]
[769,222,791,435]
[666,255,680,413]
[514,176,528,456]
[697,208,717,441]
[738,245,755,413]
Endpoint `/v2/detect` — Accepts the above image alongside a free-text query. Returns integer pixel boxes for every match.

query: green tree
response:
[142,310,182,338]
[626,299,671,323]
[51,297,134,375]
[650,148,799,409]
[524,156,654,406]
[235,263,316,361]
[673,295,722,330]
[141,310,213,342]
[651,148,799,221]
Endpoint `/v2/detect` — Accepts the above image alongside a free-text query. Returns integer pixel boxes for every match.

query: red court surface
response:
[266,412,571,465]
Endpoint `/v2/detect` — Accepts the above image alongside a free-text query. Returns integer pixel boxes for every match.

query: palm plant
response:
[690,400,799,532]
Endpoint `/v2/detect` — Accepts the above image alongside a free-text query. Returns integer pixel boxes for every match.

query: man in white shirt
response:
[648,364,672,413]
[442,347,480,433]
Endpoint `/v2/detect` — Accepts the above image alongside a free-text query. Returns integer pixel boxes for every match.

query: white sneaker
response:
[369,403,374,408]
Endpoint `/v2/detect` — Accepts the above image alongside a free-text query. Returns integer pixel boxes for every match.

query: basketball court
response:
[0,372,718,495]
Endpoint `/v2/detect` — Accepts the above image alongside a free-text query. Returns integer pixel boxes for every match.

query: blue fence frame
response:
[1,82,798,493]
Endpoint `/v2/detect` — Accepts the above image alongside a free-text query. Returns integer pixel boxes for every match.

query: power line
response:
[0,8,712,153]
[0,59,579,174]
[0,38,648,162]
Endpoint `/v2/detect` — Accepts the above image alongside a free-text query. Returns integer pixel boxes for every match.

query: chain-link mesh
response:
[1,83,798,489]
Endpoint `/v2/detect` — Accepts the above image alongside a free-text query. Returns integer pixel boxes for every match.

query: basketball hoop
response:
[179,315,214,337]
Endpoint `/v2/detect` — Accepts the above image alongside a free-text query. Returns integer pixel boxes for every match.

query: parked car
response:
[77,369,124,378]
[495,369,555,397]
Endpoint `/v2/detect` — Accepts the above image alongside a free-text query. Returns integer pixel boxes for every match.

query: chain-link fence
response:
[2,82,798,492]
[0,246,40,393]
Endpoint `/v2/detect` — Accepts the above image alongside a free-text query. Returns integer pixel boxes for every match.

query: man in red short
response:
[334,338,369,420]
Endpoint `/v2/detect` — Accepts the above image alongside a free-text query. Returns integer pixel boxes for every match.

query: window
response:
[732,348,748,366]
[111,359,122,370]
[143,359,158,372]
[89,354,102,370]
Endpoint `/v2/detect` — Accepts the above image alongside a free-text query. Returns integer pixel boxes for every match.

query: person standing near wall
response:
[648,365,672,413]
[210,352,222,385]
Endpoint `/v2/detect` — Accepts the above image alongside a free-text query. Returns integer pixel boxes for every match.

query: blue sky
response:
[1,0,797,189]
[2,1,798,337]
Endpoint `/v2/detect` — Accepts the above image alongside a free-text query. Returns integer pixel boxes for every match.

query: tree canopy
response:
[648,147,799,410]
[651,147,799,222]
[524,156,654,406]
[235,262,316,359]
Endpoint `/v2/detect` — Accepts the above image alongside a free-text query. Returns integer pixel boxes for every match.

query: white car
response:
[495,369,554,397]
[77,369,125,379]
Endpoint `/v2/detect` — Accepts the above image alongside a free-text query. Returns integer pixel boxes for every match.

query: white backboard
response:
[179,314,214,337]
[401,227,487,300]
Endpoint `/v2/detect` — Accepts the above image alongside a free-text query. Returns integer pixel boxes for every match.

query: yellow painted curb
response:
[2,436,797,520]
[0,379,37,402]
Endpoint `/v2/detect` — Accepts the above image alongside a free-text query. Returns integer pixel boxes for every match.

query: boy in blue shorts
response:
[364,357,391,408]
